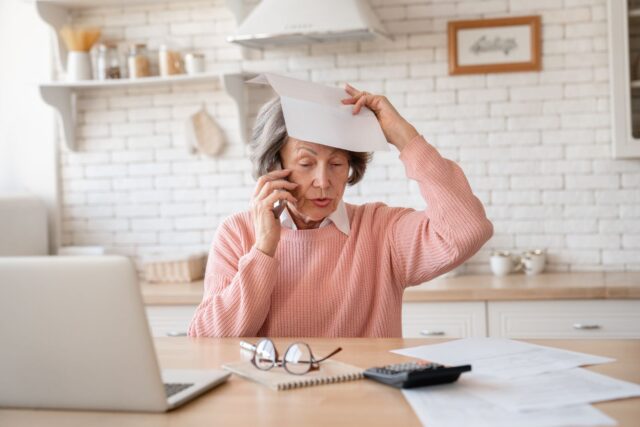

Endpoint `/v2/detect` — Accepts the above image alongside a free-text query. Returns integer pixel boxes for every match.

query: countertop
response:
[141,271,640,305]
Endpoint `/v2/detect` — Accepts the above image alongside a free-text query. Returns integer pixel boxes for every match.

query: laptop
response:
[0,256,229,412]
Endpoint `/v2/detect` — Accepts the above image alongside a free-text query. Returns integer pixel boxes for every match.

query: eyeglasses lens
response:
[254,339,276,370]
[284,343,312,375]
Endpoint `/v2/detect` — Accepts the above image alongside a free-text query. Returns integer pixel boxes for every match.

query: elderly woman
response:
[189,84,493,337]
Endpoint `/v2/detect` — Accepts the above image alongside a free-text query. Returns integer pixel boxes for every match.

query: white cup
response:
[490,251,520,276]
[520,250,546,275]
[66,51,92,81]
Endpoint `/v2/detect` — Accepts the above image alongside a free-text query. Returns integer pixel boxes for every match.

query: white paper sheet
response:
[247,73,389,152]
[402,382,617,427]
[462,368,640,412]
[392,338,614,379]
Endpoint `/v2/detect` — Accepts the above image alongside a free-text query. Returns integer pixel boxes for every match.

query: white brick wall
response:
[58,0,640,273]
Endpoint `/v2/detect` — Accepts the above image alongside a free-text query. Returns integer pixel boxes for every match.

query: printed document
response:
[392,338,613,379]
[463,368,640,412]
[402,382,616,427]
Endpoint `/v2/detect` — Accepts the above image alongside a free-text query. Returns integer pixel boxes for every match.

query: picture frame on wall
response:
[447,15,541,75]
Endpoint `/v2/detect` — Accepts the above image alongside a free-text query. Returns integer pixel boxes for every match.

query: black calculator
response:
[363,361,471,389]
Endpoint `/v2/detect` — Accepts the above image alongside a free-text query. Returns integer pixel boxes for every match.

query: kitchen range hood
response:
[227,0,390,48]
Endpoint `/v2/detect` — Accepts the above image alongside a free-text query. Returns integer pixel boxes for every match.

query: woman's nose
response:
[313,167,330,189]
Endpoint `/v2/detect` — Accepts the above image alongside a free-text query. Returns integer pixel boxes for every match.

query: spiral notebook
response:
[222,360,364,391]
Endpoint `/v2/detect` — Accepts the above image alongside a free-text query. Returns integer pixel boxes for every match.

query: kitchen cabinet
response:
[404,299,640,340]
[146,301,489,338]
[487,300,640,339]
[401,302,487,338]
[146,302,490,339]
[145,300,640,339]
[608,0,640,157]
[34,0,255,151]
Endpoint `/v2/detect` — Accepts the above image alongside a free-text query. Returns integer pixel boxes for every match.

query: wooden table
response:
[1,338,638,426]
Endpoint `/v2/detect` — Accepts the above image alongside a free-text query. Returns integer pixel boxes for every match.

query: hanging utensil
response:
[185,103,226,157]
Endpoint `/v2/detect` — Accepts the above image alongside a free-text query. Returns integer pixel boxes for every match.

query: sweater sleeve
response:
[386,134,493,288]
[188,216,279,337]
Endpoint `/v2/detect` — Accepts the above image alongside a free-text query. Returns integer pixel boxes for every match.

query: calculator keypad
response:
[364,361,471,389]
[383,362,443,374]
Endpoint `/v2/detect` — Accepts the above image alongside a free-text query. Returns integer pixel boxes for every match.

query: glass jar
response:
[158,44,183,77]
[127,43,150,79]
[184,52,205,75]
[96,42,121,80]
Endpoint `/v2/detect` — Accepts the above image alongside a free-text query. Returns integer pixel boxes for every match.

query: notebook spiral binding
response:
[278,372,364,391]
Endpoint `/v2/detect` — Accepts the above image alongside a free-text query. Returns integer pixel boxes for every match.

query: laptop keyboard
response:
[164,382,194,398]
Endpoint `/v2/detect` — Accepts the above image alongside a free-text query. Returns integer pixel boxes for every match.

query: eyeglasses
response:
[249,338,342,375]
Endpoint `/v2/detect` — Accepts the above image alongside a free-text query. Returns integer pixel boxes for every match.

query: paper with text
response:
[402,382,616,427]
[392,338,614,379]
[463,368,640,412]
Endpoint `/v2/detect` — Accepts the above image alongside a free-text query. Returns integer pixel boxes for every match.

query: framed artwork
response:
[447,15,541,75]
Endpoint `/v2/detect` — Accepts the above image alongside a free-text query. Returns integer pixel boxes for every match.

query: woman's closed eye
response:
[298,162,345,169]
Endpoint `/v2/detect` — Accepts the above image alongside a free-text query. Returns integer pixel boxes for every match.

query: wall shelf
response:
[35,0,246,73]
[39,72,256,152]
[33,0,256,152]
[41,71,233,89]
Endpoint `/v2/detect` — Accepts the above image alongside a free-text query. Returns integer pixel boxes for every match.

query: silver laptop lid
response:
[0,256,168,412]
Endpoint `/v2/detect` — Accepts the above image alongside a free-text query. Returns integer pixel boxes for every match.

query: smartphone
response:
[272,161,287,218]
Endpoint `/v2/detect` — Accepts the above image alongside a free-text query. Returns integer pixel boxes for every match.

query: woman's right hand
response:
[251,169,298,257]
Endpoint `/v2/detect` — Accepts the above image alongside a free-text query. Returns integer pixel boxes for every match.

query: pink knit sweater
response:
[189,135,493,338]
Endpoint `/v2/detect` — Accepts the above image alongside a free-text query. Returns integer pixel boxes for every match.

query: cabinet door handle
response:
[572,323,601,330]
[420,330,445,336]
[167,331,188,337]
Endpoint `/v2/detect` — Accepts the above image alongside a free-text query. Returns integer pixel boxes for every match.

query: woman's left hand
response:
[341,84,418,151]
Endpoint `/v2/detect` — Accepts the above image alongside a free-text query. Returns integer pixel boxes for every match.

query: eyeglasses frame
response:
[250,338,342,375]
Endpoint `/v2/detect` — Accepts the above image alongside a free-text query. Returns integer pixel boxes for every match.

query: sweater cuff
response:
[235,246,279,298]
[398,134,447,180]
[248,246,279,270]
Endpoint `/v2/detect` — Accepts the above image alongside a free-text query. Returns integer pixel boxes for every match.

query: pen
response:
[240,340,256,352]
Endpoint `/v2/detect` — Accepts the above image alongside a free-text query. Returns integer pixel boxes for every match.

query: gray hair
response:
[249,97,372,185]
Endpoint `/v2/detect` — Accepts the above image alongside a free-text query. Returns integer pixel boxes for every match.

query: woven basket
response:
[143,253,207,283]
